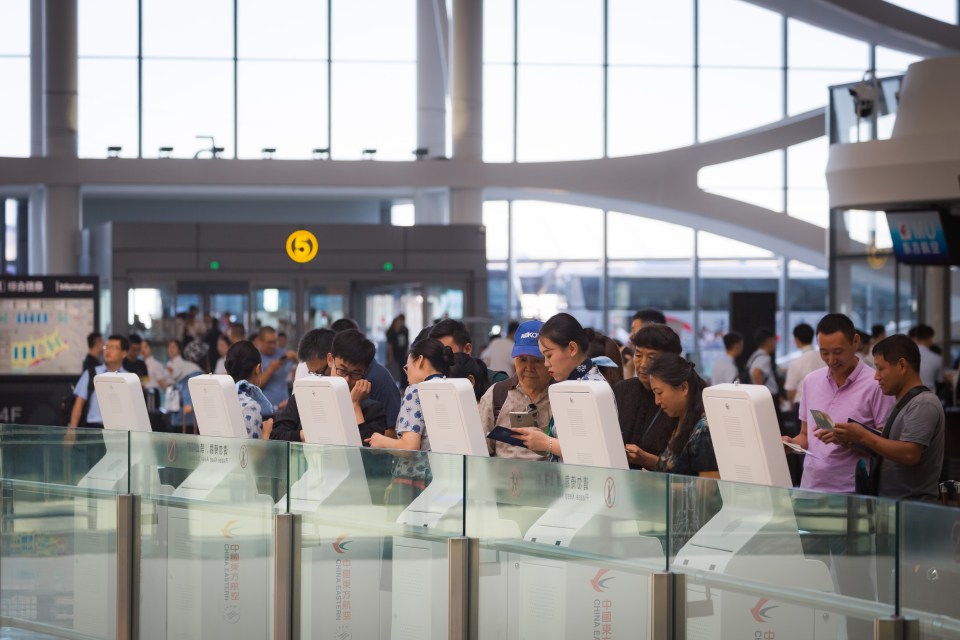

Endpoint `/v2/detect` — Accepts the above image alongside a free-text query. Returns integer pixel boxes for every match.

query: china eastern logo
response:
[590,569,614,592]
[332,534,352,554]
[750,598,778,623]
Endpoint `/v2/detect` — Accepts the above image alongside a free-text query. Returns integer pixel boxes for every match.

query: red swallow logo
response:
[590,569,614,592]
[333,534,352,554]
[750,598,778,623]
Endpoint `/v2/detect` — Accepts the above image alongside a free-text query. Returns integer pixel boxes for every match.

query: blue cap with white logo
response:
[511,319,545,359]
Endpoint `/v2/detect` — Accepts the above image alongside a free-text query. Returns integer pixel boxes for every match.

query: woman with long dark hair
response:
[633,353,718,477]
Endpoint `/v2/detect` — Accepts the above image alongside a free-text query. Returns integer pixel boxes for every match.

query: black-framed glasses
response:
[335,363,366,381]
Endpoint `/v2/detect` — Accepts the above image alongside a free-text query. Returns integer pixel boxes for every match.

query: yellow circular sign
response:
[286,230,318,264]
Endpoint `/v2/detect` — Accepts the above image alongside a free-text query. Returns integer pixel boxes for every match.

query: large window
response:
[0,0,30,157]
[787,19,869,116]
[76,0,416,159]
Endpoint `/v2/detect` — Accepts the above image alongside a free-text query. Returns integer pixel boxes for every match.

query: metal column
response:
[273,513,302,640]
[448,537,472,640]
[116,494,140,640]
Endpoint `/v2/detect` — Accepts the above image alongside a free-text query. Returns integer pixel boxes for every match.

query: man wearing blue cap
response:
[477,319,554,460]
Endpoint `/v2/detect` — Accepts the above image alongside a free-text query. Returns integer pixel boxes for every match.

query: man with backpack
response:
[477,320,552,460]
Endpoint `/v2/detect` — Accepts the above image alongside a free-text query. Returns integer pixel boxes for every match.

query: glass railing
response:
[670,475,898,639]
[128,431,289,640]
[0,423,957,640]
[901,500,960,639]
[466,455,668,639]
[290,443,464,639]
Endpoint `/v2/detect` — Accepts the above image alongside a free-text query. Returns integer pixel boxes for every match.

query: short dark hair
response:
[506,321,520,336]
[913,324,935,341]
[722,331,744,351]
[330,318,361,333]
[278,331,287,339]
[792,323,814,345]
[298,329,335,362]
[258,325,276,339]
[816,313,856,343]
[429,319,472,350]
[225,340,261,382]
[107,334,130,351]
[871,324,886,339]
[631,309,666,326]
[754,328,776,345]
[331,329,376,368]
[872,334,921,373]
[128,333,143,345]
[631,324,682,354]
[540,313,589,354]
[87,332,103,349]
[450,353,491,401]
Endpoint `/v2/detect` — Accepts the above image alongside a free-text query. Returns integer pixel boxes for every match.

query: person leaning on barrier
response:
[629,353,719,478]
[820,334,944,501]
[477,319,553,461]
[271,328,337,442]
[615,324,682,470]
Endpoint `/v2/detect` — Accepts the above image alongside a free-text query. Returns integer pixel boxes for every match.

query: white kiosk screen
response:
[187,375,248,439]
[548,381,627,470]
[292,376,362,446]
[94,372,152,432]
[702,383,792,488]
[417,378,490,456]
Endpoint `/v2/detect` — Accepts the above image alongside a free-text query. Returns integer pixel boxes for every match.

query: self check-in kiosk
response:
[504,381,663,640]
[389,378,496,640]
[75,372,166,638]
[158,374,272,640]
[676,383,837,640]
[287,375,387,640]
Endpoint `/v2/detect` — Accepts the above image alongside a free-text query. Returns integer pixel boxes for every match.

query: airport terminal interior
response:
[1,1,960,639]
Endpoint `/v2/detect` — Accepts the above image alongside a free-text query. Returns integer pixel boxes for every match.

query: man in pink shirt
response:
[784,313,894,493]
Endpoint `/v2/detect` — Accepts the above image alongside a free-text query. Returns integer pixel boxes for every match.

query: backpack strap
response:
[491,376,518,422]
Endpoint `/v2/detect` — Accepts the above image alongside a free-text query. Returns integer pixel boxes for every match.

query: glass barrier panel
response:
[129,431,289,640]
[0,424,131,491]
[901,500,960,639]
[669,475,899,639]
[467,456,668,640]
[290,443,464,640]
[0,479,120,639]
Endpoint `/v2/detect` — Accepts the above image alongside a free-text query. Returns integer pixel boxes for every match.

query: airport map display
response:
[0,277,98,377]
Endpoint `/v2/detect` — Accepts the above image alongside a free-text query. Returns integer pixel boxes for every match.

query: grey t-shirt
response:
[878,391,945,501]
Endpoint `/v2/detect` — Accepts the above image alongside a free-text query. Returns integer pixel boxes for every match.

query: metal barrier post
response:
[116,494,140,640]
[273,513,301,640]
[875,616,908,640]
[448,537,471,640]
[650,572,679,640]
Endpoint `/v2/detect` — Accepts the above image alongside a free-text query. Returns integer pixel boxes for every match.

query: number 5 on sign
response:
[286,230,318,264]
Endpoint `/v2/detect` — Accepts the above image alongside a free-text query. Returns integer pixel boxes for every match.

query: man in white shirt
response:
[783,323,826,409]
[912,324,943,390]
[748,328,779,398]
[481,321,519,377]
[710,331,743,385]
